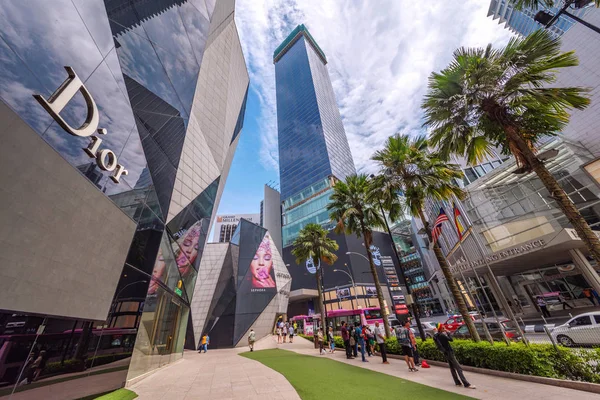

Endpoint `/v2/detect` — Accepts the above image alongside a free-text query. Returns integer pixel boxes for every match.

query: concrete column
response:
[570,248,600,295]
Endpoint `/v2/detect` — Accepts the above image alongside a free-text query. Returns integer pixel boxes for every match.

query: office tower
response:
[213,214,260,242]
[261,184,283,254]
[487,0,588,38]
[0,0,248,396]
[487,1,600,156]
[274,24,356,247]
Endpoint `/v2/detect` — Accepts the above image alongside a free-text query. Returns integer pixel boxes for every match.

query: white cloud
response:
[235,0,513,175]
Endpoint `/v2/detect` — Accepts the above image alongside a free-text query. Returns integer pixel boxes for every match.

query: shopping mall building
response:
[418,137,600,316]
[0,0,253,398]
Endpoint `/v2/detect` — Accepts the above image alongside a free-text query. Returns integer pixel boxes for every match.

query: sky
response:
[215,0,514,217]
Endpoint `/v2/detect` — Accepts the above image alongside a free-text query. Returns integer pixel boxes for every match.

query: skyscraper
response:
[274,24,356,246]
[487,0,587,38]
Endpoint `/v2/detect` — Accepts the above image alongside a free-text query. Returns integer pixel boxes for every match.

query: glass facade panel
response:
[0,0,248,396]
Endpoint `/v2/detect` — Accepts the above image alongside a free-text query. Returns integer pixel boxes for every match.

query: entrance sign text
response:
[34,66,128,183]
[450,239,545,274]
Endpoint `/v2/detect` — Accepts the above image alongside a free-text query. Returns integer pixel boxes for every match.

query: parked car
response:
[442,315,475,333]
[551,311,600,347]
[411,321,437,338]
[451,319,522,342]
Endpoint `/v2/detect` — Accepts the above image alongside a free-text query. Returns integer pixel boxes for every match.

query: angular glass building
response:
[0,0,248,397]
[274,24,356,247]
[189,219,291,349]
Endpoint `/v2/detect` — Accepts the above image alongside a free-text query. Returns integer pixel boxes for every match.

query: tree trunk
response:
[418,210,481,342]
[361,226,391,337]
[315,260,327,334]
[504,126,600,264]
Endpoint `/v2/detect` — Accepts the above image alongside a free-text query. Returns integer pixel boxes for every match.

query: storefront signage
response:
[450,239,546,274]
[565,228,600,241]
[33,66,128,183]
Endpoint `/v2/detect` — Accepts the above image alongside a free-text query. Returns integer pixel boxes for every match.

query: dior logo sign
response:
[33,66,128,183]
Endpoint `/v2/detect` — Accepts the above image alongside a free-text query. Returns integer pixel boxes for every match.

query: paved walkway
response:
[129,335,599,400]
[286,338,599,400]
[129,336,300,400]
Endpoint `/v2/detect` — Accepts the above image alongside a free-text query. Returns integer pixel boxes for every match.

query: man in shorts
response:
[396,320,417,372]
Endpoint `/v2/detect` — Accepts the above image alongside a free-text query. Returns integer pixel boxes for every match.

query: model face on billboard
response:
[176,222,201,277]
[148,252,166,295]
[251,234,276,288]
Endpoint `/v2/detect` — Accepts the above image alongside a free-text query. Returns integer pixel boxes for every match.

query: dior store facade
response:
[0,0,248,398]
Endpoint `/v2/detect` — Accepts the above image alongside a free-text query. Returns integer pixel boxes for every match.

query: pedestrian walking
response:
[341,321,353,359]
[558,293,573,310]
[409,324,420,366]
[198,334,209,353]
[289,325,295,343]
[365,326,375,356]
[248,329,256,351]
[374,321,388,364]
[276,325,282,343]
[356,324,368,362]
[328,326,335,353]
[396,320,417,371]
[537,296,551,318]
[583,288,597,306]
[434,324,476,389]
[282,323,288,343]
[317,327,325,355]
[352,322,359,357]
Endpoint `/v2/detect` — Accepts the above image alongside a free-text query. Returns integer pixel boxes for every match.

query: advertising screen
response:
[283,231,402,291]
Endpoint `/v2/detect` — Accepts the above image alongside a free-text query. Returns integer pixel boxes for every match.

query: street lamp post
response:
[107,280,148,326]
[534,0,600,36]
[368,174,427,340]
[333,268,360,308]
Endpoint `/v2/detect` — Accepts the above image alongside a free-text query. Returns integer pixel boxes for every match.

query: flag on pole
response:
[453,202,465,241]
[431,208,449,245]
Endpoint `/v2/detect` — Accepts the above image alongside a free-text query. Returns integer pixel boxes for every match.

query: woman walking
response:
[317,328,325,355]
[328,326,335,353]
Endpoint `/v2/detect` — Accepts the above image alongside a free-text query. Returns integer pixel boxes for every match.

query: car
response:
[451,319,522,342]
[442,314,476,333]
[411,321,437,338]
[551,311,600,347]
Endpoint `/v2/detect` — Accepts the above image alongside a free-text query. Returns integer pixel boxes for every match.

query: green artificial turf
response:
[241,349,473,400]
[92,388,137,400]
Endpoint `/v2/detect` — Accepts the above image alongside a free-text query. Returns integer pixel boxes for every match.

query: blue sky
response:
[216,0,514,217]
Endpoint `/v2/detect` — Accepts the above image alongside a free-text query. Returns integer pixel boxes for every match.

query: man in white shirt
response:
[374,321,389,364]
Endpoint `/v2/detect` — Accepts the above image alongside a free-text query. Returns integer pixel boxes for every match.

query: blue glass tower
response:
[274,25,356,247]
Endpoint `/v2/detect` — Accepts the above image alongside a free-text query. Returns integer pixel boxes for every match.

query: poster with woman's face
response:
[174,221,202,278]
[250,234,276,291]
[147,250,166,295]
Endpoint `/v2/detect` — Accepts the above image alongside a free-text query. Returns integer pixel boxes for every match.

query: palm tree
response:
[291,223,339,331]
[372,134,481,342]
[327,174,394,337]
[422,29,600,268]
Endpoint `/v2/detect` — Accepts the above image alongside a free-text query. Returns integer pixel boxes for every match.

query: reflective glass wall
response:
[0,0,248,397]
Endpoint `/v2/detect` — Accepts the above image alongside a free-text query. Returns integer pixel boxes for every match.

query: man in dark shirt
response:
[434,324,476,390]
[341,321,353,359]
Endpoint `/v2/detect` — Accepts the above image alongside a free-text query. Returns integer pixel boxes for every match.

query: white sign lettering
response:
[450,239,546,274]
[34,66,128,183]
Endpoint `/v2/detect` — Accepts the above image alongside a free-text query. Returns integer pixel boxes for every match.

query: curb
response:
[382,353,600,395]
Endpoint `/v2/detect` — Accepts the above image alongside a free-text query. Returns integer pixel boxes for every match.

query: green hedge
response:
[299,333,600,383]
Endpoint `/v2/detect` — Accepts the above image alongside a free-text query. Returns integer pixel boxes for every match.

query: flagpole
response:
[453,198,528,345]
